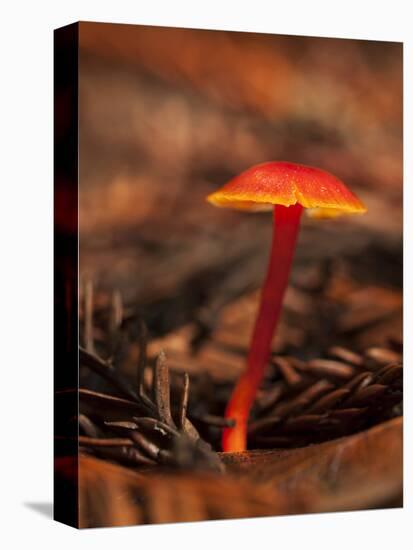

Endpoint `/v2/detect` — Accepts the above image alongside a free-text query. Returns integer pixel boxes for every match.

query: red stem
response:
[222,203,303,451]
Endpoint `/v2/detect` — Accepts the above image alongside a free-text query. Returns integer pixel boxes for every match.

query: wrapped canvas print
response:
[54,21,403,528]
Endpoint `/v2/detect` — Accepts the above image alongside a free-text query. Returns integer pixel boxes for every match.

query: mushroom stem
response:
[223,203,303,452]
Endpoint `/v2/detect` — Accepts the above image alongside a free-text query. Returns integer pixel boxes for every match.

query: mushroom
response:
[206,161,367,452]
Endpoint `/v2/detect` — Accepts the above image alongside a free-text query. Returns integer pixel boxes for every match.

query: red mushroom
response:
[206,161,367,452]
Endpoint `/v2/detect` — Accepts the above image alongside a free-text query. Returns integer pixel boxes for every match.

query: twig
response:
[153,351,174,426]
[178,373,189,430]
[78,414,100,438]
[133,417,179,438]
[129,430,161,460]
[79,436,134,447]
[84,444,156,467]
[79,347,154,415]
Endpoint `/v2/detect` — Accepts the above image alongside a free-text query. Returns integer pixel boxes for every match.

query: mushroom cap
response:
[206,161,367,218]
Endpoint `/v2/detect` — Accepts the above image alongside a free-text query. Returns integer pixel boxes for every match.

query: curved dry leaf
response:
[76,418,402,527]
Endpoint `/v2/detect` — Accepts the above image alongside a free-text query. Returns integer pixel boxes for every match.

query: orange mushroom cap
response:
[207,161,366,218]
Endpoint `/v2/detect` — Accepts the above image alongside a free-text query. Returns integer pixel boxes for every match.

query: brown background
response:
[78,22,402,341]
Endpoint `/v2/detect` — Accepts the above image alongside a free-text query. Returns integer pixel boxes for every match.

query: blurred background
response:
[72,22,403,526]
[78,22,402,365]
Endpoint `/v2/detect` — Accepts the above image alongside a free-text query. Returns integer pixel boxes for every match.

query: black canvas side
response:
[53,22,79,529]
